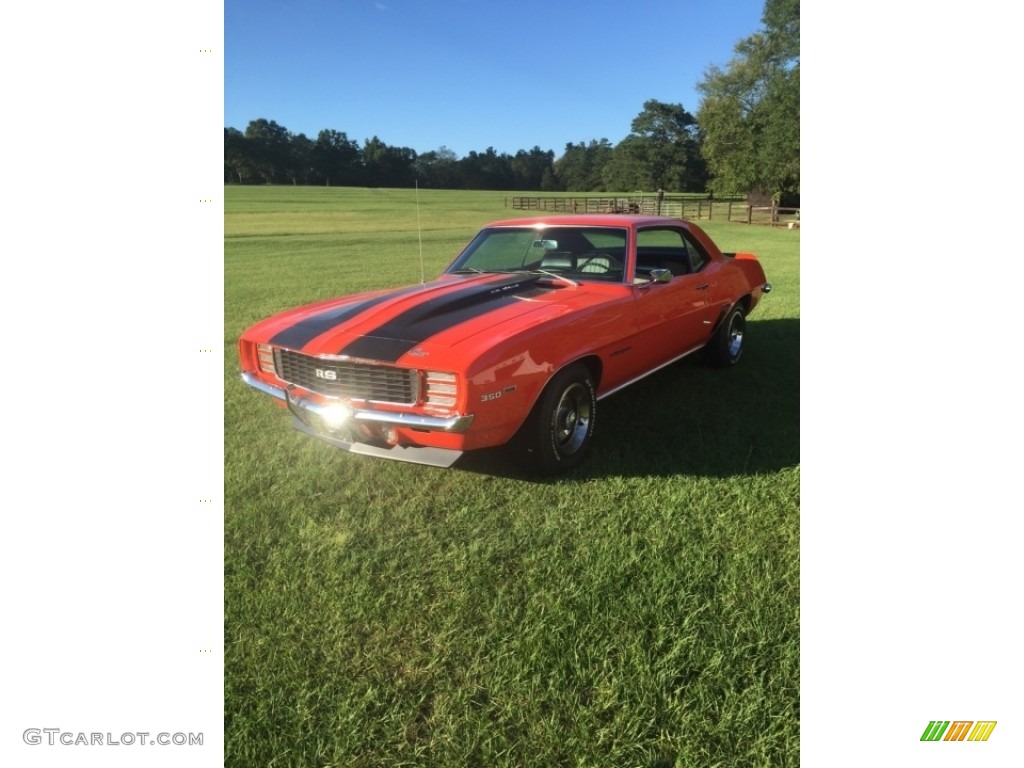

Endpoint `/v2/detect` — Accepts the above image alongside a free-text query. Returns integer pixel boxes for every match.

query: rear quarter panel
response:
[723,253,769,313]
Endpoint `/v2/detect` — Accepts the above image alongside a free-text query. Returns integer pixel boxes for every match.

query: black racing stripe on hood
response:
[268,285,424,350]
[339,274,548,362]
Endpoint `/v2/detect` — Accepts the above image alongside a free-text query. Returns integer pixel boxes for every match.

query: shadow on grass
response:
[454,317,799,481]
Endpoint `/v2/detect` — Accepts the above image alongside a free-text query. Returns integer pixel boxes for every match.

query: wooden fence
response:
[508,195,799,227]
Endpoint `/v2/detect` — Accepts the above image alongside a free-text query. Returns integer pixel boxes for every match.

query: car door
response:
[678,227,735,332]
[631,226,720,366]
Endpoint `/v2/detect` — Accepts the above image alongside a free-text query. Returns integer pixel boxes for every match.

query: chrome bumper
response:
[239,371,474,433]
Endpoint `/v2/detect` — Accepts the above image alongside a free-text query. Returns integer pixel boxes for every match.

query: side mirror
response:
[648,268,672,284]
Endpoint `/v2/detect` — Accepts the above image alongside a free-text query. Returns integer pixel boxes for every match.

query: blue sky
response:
[225,0,767,157]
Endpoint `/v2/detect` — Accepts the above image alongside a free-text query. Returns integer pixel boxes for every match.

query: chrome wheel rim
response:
[554,383,591,455]
[727,316,745,359]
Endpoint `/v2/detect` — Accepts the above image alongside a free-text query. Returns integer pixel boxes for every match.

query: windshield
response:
[448,226,629,282]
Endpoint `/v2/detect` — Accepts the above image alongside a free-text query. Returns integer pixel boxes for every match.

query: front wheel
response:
[705,304,746,367]
[518,363,596,474]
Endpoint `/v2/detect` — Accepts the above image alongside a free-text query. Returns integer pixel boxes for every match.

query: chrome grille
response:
[274,349,419,404]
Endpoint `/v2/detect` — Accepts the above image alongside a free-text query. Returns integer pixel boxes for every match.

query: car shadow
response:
[453,317,799,481]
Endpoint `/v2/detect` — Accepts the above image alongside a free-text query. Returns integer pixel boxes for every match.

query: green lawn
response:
[225,186,799,767]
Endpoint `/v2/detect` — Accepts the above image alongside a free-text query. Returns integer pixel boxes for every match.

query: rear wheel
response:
[519,363,596,474]
[706,304,746,367]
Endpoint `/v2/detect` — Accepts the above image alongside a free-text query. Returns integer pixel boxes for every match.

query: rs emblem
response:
[315,369,337,380]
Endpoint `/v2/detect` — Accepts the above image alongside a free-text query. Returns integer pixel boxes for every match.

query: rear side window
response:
[681,231,710,272]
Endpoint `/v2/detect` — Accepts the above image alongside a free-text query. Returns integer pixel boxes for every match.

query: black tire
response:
[519,363,596,474]
[706,304,746,367]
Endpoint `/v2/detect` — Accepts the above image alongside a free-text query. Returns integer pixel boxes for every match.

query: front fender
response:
[461,349,555,448]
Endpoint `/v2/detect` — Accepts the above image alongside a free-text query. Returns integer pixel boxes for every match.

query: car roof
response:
[484,214,691,229]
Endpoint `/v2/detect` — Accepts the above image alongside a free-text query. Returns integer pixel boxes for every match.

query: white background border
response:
[2,3,223,766]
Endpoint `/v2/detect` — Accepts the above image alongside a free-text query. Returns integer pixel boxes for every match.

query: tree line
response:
[225,0,797,202]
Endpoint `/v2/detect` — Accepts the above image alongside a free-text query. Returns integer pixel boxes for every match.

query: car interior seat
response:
[539,253,574,270]
[577,254,623,279]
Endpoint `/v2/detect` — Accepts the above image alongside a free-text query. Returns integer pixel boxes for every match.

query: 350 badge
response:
[481,386,516,402]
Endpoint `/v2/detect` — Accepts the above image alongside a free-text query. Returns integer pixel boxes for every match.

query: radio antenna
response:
[415,180,425,284]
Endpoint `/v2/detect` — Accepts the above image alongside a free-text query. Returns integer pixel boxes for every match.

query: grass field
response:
[225,186,800,767]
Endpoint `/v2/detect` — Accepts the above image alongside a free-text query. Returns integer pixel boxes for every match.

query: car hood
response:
[248,273,590,364]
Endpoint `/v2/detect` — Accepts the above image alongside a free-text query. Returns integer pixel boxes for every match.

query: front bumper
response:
[240,371,474,468]
[240,372,474,433]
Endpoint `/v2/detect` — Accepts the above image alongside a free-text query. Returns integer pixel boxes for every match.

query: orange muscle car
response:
[238,215,770,473]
